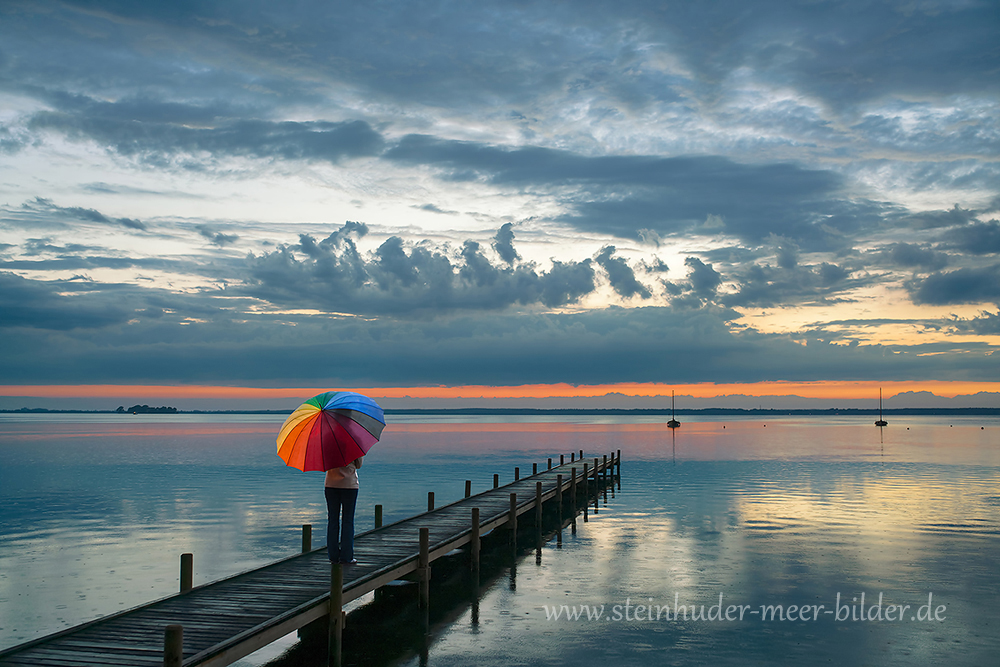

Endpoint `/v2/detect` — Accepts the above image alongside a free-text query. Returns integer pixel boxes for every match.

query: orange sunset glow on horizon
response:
[2,380,999,404]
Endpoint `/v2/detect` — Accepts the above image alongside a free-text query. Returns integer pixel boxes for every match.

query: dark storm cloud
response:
[492,223,519,265]
[29,104,384,167]
[684,257,723,300]
[0,271,131,330]
[945,220,1000,256]
[910,264,1000,305]
[1,297,996,386]
[241,223,597,315]
[595,246,650,299]
[721,261,866,309]
[197,225,240,247]
[950,310,1000,336]
[1,198,147,231]
[385,134,858,247]
[874,243,949,272]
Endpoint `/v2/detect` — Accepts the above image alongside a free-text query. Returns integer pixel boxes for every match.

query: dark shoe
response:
[341,558,357,565]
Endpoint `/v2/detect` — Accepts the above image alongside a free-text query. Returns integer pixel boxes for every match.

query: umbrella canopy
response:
[277,391,386,471]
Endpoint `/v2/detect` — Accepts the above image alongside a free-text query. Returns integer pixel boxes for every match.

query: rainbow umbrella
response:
[277,391,386,471]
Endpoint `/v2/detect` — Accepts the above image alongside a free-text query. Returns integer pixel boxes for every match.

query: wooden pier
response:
[0,452,620,667]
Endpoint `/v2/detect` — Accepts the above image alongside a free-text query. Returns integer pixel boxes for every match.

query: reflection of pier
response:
[0,453,619,667]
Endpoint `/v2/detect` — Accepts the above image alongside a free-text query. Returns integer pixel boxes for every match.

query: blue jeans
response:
[325,487,359,562]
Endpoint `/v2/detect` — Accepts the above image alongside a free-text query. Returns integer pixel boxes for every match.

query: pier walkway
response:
[0,453,618,667]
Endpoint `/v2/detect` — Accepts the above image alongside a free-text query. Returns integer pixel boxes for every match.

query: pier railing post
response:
[329,562,343,667]
[427,492,434,512]
[515,467,519,481]
[557,474,563,516]
[471,507,480,572]
[535,481,543,525]
[548,458,552,470]
[418,527,431,608]
[465,480,472,498]
[180,553,193,593]
[494,473,499,488]
[560,454,565,465]
[164,624,183,667]
[533,463,538,475]
[570,467,577,508]
[375,504,383,528]
[302,524,312,553]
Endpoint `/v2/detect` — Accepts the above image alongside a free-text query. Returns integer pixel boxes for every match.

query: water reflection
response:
[1,415,998,665]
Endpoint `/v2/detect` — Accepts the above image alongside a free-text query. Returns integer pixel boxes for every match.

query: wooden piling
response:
[509,493,517,533]
[535,481,543,525]
[533,462,538,475]
[465,480,472,498]
[494,473,499,488]
[471,507,480,572]
[418,528,430,608]
[375,504,383,529]
[179,553,193,593]
[328,562,343,667]
[548,458,552,470]
[560,454,565,465]
[514,467,520,481]
[557,474,563,516]
[427,491,435,512]
[302,524,312,553]
[163,624,183,667]
[571,452,575,462]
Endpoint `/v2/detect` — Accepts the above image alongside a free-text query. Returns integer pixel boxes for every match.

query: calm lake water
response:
[1,413,998,665]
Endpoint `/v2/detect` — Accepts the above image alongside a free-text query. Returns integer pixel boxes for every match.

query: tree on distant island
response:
[124,404,178,414]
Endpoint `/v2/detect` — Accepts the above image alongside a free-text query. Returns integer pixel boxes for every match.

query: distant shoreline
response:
[3,407,1000,416]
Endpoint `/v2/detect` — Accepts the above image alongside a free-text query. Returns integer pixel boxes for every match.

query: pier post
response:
[603,455,608,481]
[617,450,622,489]
[515,467,520,481]
[375,504,383,528]
[465,480,472,498]
[302,524,312,553]
[533,462,538,475]
[180,553,193,593]
[579,449,583,459]
[163,624,183,667]
[535,481,543,525]
[494,473,499,489]
[570,467,577,508]
[508,492,518,545]
[560,454,565,465]
[583,463,589,498]
[557,474,563,516]
[427,492,434,512]
[571,452,575,462]
[418,527,431,609]
[329,562,344,667]
[471,507,480,572]
[548,458,552,470]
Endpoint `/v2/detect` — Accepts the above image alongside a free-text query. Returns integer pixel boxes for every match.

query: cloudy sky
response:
[1,0,999,409]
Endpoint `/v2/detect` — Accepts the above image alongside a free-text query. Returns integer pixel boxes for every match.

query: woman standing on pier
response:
[325,456,363,564]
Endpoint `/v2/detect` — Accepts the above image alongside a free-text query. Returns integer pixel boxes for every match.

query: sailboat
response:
[667,390,680,429]
[875,388,888,427]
